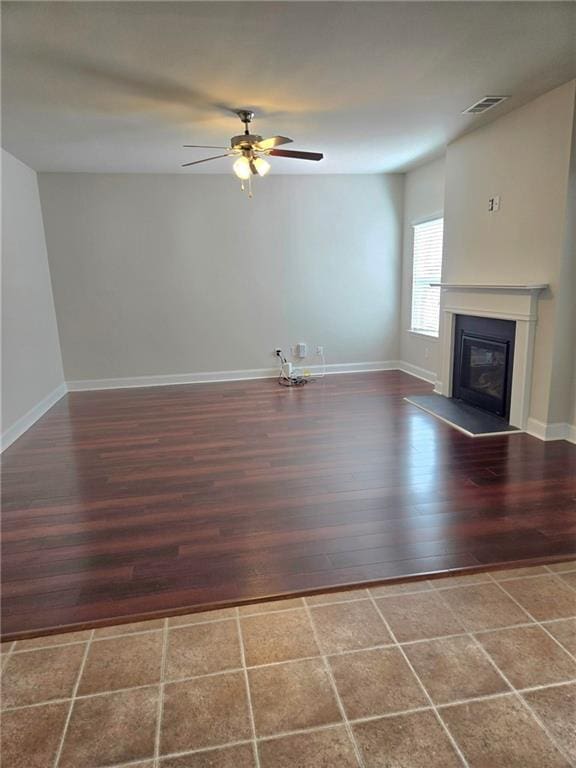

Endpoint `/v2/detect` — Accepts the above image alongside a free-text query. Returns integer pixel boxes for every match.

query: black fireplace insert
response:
[452,315,515,419]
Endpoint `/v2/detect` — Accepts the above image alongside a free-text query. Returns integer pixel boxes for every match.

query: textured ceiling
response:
[2,1,575,173]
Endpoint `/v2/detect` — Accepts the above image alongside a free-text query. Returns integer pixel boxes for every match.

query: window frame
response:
[409,214,444,339]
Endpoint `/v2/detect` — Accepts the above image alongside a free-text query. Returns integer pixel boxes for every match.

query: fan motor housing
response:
[230,134,263,149]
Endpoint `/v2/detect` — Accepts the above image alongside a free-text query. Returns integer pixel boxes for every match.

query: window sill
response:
[407,329,439,340]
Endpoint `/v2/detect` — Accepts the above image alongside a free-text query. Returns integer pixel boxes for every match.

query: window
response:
[410,217,443,337]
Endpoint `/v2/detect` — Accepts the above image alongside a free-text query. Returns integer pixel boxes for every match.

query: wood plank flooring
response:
[2,371,575,639]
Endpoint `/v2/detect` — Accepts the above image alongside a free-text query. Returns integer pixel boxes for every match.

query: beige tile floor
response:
[1,561,576,768]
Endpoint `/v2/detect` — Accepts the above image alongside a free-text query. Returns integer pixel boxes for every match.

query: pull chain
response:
[239,176,254,198]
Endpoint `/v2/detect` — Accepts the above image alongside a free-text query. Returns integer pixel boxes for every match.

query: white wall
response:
[443,80,576,425]
[38,174,404,383]
[1,149,65,445]
[548,96,576,428]
[399,157,445,380]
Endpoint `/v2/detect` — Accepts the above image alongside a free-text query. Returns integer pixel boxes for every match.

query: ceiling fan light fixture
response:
[253,157,271,176]
[233,156,251,180]
[183,111,323,195]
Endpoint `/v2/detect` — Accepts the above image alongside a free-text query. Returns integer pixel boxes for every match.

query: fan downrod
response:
[236,110,255,134]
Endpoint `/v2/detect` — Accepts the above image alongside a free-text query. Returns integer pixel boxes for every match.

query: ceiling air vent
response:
[462,96,509,115]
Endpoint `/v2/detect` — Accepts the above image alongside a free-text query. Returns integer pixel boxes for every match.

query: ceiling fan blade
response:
[181,153,230,167]
[183,145,229,149]
[256,136,293,151]
[268,149,324,161]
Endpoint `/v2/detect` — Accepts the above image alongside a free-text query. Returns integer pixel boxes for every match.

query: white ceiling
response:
[2,2,575,174]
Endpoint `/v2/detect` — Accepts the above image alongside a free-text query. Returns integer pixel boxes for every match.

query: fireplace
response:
[452,315,515,419]
[435,283,547,431]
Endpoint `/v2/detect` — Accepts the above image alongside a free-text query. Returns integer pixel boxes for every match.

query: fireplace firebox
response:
[452,315,515,419]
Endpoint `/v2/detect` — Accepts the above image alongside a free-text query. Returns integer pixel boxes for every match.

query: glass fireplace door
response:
[452,315,516,419]
[455,335,511,416]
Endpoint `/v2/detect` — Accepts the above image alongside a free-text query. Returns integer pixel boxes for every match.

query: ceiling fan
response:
[182,110,324,195]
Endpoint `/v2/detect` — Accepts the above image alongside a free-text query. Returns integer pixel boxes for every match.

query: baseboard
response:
[66,361,399,392]
[1,382,67,452]
[66,368,279,391]
[396,361,437,384]
[526,417,574,443]
[316,361,399,375]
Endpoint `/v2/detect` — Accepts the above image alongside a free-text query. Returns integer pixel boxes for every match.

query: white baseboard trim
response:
[1,382,67,452]
[67,368,279,391]
[526,417,575,443]
[432,380,444,395]
[317,360,399,375]
[66,361,400,392]
[396,361,437,384]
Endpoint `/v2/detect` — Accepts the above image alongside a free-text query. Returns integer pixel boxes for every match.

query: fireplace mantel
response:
[435,283,548,430]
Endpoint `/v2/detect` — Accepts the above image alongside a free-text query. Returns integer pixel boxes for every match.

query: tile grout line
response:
[154,738,253,761]
[1,640,16,672]
[100,757,160,768]
[53,629,95,768]
[303,598,366,768]
[11,628,161,654]
[367,591,471,768]
[401,621,528,643]
[113,719,387,768]
[153,618,169,768]
[518,678,576,695]
[239,603,315,617]
[1,682,198,713]
[235,608,261,768]
[432,683,576,711]
[540,615,576,626]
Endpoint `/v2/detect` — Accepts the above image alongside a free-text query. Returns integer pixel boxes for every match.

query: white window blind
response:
[411,217,443,336]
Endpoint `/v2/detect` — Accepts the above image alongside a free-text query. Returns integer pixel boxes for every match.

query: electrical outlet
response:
[295,343,307,358]
[316,345,324,356]
[274,348,282,357]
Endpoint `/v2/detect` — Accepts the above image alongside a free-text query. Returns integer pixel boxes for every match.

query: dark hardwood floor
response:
[2,371,575,639]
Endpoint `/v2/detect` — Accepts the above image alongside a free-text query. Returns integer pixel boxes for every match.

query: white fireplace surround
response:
[432,283,548,431]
